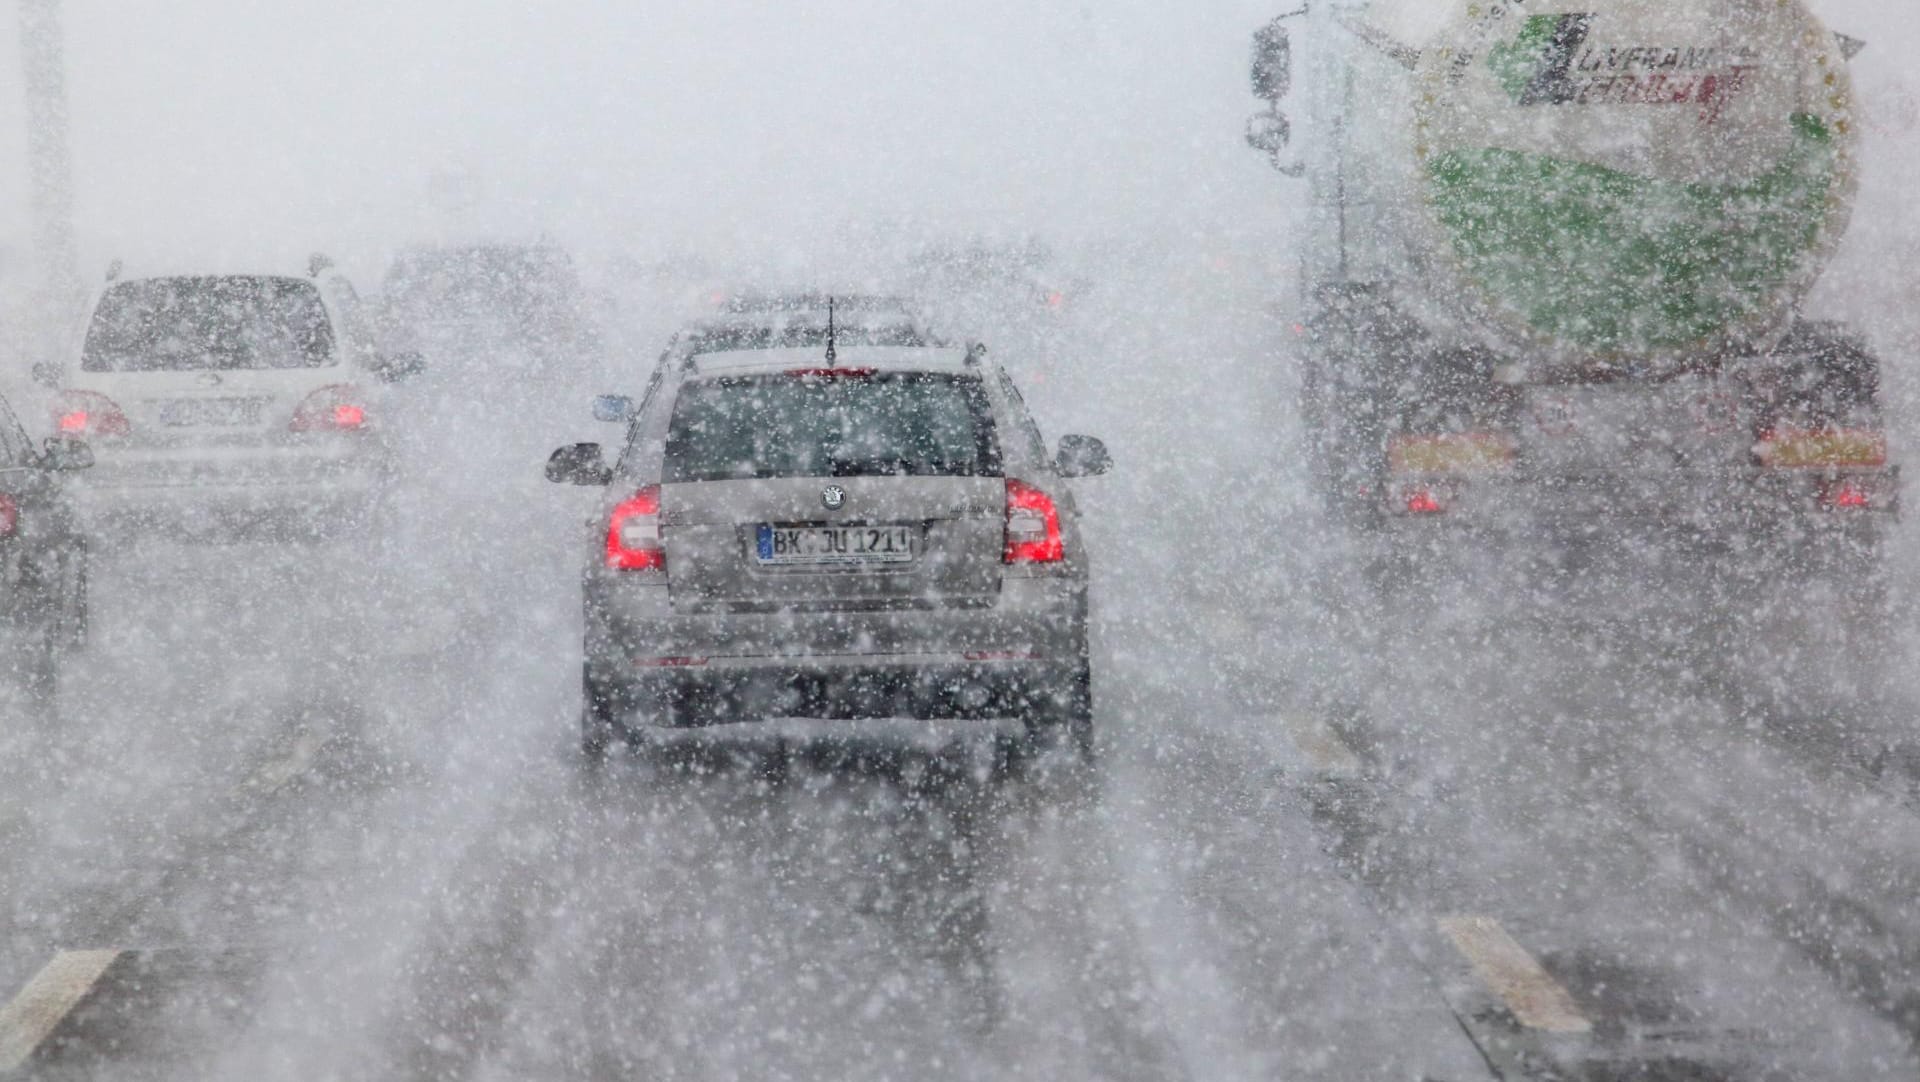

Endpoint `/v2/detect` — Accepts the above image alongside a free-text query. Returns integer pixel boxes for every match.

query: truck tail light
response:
[290,385,370,432]
[52,391,130,439]
[606,484,665,571]
[0,494,18,538]
[1004,478,1064,564]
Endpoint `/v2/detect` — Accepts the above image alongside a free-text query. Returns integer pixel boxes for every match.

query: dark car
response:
[0,397,94,711]
[380,242,599,366]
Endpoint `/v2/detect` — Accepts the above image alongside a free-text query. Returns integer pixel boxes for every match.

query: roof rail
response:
[307,252,335,278]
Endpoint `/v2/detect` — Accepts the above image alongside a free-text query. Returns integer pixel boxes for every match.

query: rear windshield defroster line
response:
[663,371,1001,483]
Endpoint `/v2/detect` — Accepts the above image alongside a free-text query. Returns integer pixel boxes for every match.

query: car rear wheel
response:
[1027,660,1095,766]
[581,667,619,762]
[61,545,88,651]
[14,615,61,726]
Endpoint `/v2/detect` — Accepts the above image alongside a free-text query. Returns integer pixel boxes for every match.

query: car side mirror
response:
[40,436,93,472]
[546,442,613,485]
[1054,434,1112,478]
[30,362,62,388]
[373,351,426,383]
[592,394,635,423]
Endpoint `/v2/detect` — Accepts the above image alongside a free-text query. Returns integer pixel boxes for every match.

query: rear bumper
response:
[624,714,1031,754]
[71,447,388,523]
[1365,469,1894,619]
[1379,466,1898,545]
[584,573,1087,728]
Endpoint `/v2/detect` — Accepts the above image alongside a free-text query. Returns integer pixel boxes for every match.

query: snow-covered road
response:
[0,260,1918,1081]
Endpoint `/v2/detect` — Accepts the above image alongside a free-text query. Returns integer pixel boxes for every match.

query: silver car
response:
[547,335,1111,763]
[44,263,423,535]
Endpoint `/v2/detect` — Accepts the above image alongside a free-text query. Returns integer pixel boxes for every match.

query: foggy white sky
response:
[0,2,1910,287]
[0,1,1289,283]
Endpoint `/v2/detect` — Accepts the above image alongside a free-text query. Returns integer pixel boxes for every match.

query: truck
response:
[1245,0,1897,616]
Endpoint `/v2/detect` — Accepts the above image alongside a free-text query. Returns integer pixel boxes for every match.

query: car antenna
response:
[825,295,838,363]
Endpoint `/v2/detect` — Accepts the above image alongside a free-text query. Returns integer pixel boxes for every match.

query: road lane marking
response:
[1438,915,1592,1034]
[241,728,326,794]
[0,949,121,1070]
[1281,714,1362,778]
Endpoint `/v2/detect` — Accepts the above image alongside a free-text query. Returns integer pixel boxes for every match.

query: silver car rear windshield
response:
[82,276,336,372]
[663,371,1001,483]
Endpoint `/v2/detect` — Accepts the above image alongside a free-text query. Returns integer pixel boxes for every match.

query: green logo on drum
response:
[1489,14,1592,104]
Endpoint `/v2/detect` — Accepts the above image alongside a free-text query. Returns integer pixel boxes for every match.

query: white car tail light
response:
[52,390,130,439]
[290,384,369,432]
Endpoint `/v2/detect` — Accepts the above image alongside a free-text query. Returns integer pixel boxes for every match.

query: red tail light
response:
[606,484,665,571]
[1403,488,1446,515]
[290,385,369,432]
[1818,477,1884,511]
[1825,482,1871,509]
[784,367,877,380]
[0,494,18,538]
[52,391,129,439]
[1004,478,1064,564]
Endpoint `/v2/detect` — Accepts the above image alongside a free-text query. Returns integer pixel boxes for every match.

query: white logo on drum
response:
[822,485,846,510]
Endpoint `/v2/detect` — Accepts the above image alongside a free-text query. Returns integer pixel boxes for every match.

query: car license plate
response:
[755,524,917,565]
[157,397,265,427]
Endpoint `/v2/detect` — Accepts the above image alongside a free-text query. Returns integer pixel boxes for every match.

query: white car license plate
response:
[157,397,265,427]
[755,524,917,565]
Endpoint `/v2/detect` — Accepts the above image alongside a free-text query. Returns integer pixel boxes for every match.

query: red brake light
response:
[1829,483,1871,509]
[1004,478,1064,564]
[784,367,876,380]
[0,494,17,538]
[606,484,666,571]
[291,385,369,432]
[1404,488,1446,514]
[51,391,129,439]
[1818,477,1879,510]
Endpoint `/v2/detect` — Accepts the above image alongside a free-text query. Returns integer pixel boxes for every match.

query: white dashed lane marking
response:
[0,949,121,1070]
[1438,915,1592,1034]
[241,728,327,795]
[1280,714,1362,778]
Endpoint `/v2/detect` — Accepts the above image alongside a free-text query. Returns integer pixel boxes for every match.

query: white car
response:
[43,261,423,536]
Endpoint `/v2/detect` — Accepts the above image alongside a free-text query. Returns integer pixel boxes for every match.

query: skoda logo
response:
[196,372,223,387]
[821,484,846,510]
